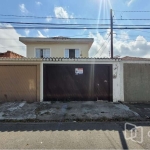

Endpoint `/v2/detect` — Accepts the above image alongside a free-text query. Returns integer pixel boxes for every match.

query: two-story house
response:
[0,36,122,103]
[19,37,94,58]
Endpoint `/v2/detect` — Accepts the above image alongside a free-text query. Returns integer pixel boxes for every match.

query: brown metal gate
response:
[43,64,112,101]
[0,65,38,102]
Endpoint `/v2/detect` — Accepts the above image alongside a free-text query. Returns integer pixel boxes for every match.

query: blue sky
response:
[0,0,150,57]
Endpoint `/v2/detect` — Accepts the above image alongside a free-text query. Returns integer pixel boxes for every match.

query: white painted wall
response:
[112,61,124,102]
[120,62,124,102]
[40,62,43,102]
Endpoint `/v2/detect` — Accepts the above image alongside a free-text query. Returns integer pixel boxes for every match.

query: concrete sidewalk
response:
[0,101,148,121]
[1,122,150,149]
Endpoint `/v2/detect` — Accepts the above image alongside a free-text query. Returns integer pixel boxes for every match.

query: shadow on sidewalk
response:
[0,122,131,149]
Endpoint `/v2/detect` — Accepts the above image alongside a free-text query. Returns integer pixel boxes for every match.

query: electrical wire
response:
[0,21,110,26]
[1,21,150,27]
[1,14,150,21]
[113,10,150,13]
[99,38,110,57]
[0,14,108,20]
[94,34,110,57]
[2,27,150,30]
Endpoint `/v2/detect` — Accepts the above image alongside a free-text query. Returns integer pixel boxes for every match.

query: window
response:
[65,49,80,58]
[36,48,50,58]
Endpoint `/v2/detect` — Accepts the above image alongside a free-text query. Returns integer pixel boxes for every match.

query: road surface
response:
[0,122,150,149]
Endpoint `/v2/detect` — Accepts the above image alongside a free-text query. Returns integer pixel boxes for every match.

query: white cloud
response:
[89,32,110,58]
[127,0,135,6]
[0,24,26,56]
[113,35,150,57]
[24,29,30,36]
[54,7,73,22]
[37,30,45,37]
[54,7,69,18]
[117,31,129,40]
[36,1,42,6]
[89,31,150,58]
[46,16,52,22]
[19,4,28,13]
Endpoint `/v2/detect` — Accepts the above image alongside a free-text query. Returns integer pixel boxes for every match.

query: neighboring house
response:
[0,50,24,58]
[122,56,150,61]
[19,37,94,58]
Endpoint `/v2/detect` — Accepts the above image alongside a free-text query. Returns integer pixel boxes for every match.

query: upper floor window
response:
[65,49,80,58]
[36,48,50,58]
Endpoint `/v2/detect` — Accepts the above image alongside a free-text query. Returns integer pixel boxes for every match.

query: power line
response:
[0,21,110,26]
[114,10,150,13]
[0,27,111,29]
[2,26,150,30]
[113,19,150,20]
[2,21,150,27]
[0,14,108,20]
[2,14,150,21]
[114,27,150,29]
[94,34,110,57]
[1,21,150,30]
[99,39,110,57]
[114,25,150,26]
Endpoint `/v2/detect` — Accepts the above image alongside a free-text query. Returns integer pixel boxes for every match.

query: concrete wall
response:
[113,61,123,102]
[0,64,40,102]
[124,63,150,102]
[26,43,90,58]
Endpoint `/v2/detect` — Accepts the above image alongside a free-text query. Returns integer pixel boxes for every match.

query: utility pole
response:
[110,9,113,59]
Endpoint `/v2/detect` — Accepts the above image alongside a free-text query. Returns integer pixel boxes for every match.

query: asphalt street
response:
[0,122,150,149]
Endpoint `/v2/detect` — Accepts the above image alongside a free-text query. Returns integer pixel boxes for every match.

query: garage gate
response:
[0,65,39,102]
[43,64,113,101]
